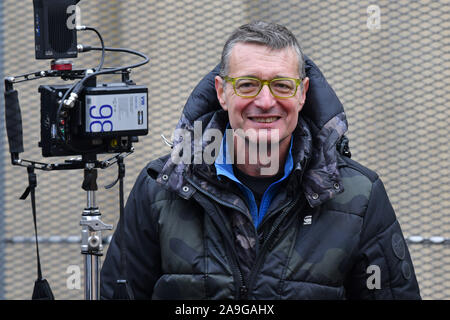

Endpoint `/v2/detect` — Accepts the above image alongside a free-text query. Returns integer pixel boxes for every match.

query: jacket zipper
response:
[246,197,302,297]
[185,176,249,299]
[223,236,248,299]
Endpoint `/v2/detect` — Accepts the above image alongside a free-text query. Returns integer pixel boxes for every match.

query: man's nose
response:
[254,84,276,109]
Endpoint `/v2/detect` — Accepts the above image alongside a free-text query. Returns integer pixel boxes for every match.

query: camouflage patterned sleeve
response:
[100,166,162,300]
[344,178,421,299]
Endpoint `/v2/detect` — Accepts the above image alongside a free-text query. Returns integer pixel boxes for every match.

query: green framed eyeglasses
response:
[223,76,302,99]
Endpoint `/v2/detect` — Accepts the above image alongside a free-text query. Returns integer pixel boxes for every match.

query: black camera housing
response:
[39,82,148,157]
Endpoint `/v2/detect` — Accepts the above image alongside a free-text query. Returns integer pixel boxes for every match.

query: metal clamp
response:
[80,217,112,232]
[80,215,113,254]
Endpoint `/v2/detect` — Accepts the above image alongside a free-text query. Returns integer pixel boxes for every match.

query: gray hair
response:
[219,21,306,79]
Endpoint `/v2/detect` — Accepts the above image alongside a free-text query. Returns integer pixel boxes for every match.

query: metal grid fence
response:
[0,0,449,299]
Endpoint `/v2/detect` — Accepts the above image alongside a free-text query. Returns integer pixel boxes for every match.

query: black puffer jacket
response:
[101,57,421,300]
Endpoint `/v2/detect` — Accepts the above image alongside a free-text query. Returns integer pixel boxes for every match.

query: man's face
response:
[215,42,309,146]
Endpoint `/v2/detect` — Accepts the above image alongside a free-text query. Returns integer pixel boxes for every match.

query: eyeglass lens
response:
[235,78,296,97]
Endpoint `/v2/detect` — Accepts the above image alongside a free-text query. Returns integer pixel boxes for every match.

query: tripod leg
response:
[84,254,100,300]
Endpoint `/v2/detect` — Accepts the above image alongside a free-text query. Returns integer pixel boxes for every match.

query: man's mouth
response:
[248,116,280,123]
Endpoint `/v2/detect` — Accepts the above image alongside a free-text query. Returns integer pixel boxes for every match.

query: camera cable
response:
[76,26,106,72]
[20,166,54,300]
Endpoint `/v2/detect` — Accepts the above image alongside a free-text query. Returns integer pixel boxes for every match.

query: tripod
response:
[9,149,131,300]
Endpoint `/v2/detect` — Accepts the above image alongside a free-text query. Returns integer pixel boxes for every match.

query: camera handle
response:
[80,157,112,300]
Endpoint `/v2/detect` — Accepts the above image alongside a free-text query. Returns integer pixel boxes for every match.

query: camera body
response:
[39,81,148,157]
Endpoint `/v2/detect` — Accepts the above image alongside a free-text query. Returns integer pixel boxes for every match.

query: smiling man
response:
[101,21,421,300]
[216,41,308,177]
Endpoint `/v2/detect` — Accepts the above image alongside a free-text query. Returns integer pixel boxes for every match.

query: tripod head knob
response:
[88,235,101,251]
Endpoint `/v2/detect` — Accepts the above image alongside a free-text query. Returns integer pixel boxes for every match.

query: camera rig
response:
[3,1,149,300]
[5,46,149,169]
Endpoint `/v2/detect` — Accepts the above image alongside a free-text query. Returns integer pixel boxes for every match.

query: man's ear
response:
[215,76,228,111]
[300,77,309,105]
[298,77,309,112]
[296,77,309,113]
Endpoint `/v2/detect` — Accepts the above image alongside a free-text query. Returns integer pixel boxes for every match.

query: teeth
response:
[252,117,278,123]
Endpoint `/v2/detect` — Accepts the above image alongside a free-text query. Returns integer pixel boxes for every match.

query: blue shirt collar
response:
[214,124,294,183]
